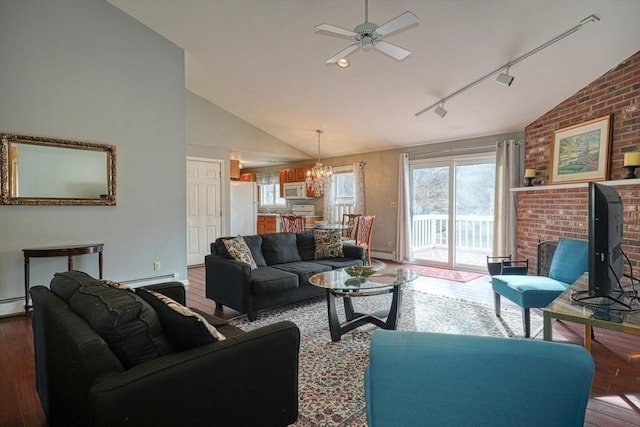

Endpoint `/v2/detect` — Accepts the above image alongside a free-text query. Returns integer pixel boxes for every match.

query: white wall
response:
[0,0,187,314]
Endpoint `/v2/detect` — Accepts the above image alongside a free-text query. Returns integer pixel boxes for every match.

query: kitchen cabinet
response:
[257,215,277,234]
[239,173,255,182]
[278,166,320,198]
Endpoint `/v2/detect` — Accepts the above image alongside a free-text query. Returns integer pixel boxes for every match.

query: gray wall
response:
[0,0,186,314]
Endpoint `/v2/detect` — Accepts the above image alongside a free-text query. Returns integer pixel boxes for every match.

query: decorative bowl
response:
[344,266,377,278]
[314,220,328,227]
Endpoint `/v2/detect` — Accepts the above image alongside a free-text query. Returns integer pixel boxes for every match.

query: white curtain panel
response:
[396,153,412,262]
[353,162,365,214]
[493,140,522,258]
[323,177,335,224]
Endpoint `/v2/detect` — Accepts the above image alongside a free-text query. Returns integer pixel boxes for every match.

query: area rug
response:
[229,289,542,427]
[414,265,484,283]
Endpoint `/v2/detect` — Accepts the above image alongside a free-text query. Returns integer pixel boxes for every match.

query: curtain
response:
[493,139,522,258]
[353,162,365,214]
[396,153,411,262]
[255,172,279,186]
[323,178,335,224]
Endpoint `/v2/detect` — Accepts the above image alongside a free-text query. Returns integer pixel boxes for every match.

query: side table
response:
[23,243,104,314]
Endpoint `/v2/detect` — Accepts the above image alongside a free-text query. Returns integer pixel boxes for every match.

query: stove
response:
[292,204,315,216]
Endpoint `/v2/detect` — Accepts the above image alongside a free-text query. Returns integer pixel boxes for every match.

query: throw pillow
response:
[223,236,258,269]
[314,229,344,259]
[60,273,173,369]
[136,288,226,352]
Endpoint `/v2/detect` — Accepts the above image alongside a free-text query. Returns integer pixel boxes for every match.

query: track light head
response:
[496,70,514,87]
[434,104,447,118]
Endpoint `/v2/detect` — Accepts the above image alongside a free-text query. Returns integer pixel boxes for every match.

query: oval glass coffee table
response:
[309,261,419,341]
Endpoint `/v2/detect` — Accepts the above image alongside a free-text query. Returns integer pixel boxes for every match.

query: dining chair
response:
[342,213,362,243]
[355,215,376,265]
[280,214,304,232]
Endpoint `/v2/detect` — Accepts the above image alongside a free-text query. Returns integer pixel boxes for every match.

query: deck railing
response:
[411,214,494,252]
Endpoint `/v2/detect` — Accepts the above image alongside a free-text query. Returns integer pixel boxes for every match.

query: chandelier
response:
[306,129,332,196]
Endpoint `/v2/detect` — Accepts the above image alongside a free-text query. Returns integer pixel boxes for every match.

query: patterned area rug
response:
[415,266,484,283]
[229,289,542,427]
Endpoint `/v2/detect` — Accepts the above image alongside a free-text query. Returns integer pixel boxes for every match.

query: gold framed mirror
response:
[0,133,116,205]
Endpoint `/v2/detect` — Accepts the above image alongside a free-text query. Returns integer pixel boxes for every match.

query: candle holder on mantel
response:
[524,168,536,187]
[623,152,640,179]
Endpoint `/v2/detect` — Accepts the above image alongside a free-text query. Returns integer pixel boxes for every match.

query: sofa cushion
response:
[548,238,588,284]
[243,235,267,267]
[314,229,344,259]
[296,230,316,261]
[223,236,258,269]
[51,271,173,369]
[136,288,225,352]
[314,257,364,269]
[262,233,302,265]
[272,261,332,283]
[250,266,299,295]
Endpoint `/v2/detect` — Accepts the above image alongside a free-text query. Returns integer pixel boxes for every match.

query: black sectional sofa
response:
[206,230,366,320]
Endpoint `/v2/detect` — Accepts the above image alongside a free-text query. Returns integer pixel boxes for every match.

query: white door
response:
[186,158,221,266]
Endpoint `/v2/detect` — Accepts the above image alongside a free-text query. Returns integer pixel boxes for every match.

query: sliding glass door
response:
[410,156,495,270]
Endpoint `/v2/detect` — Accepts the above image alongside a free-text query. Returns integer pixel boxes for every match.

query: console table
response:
[23,243,104,314]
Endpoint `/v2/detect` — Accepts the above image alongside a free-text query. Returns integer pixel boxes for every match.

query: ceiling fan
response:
[315,0,419,64]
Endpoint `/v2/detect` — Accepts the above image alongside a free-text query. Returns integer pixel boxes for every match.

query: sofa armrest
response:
[88,321,300,426]
[205,254,252,309]
[343,243,366,260]
[143,281,186,305]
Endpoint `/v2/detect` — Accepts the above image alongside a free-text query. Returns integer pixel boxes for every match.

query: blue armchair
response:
[492,238,588,337]
[365,330,594,427]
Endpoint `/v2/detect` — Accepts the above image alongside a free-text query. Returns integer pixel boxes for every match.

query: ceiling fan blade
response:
[373,40,411,61]
[315,23,358,38]
[375,11,419,36]
[325,43,360,64]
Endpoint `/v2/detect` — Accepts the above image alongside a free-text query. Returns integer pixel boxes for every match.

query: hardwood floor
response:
[1,265,638,426]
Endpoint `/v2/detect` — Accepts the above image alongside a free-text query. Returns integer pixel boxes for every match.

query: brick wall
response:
[517,50,640,277]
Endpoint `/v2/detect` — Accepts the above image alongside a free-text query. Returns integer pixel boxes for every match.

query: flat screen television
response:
[588,182,624,298]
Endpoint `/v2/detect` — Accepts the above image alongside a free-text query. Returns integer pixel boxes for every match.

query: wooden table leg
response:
[584,325,592,352]
[24,257,30,315]
[543,311,553,341]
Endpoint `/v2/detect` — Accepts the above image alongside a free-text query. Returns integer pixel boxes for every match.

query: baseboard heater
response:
[120,273,179,288]
[370,250,396,261]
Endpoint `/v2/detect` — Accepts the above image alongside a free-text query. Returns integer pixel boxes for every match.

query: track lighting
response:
[415,14,599,118]
[434,104,447,118]
[496,67,514,87]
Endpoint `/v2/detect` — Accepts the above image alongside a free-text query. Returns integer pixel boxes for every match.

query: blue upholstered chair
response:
[492,238,588,337]
[365,330,594,427]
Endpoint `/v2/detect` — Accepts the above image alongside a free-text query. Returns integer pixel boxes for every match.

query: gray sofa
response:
[206,230,365,321]
[30,271,300,427]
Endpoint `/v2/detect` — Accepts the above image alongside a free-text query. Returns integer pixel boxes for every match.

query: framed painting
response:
[549,114,612,184]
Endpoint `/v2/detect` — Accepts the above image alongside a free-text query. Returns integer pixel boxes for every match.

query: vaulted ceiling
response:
[109,0,640,166]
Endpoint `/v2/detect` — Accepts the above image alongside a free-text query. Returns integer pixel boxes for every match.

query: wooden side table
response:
[23,243,104,314]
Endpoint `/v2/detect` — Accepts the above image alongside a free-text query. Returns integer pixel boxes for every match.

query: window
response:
[331,166,355,219]
[256,172,285,208]
[259,183,285,207]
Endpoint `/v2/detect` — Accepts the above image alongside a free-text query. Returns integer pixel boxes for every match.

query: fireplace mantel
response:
[511,178,640,192]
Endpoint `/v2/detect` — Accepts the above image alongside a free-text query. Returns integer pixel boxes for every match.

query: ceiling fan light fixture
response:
[337,58,350,68]
[434,104,447,118]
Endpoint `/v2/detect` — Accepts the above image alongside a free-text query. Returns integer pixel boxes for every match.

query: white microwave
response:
[283,182,309,199]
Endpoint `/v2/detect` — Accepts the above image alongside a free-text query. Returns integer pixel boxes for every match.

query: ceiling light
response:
[434,104,447,118]
[337,58,350,68]
[496,67,514,86]
[306,129,333,196]
[415,14,599,117]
